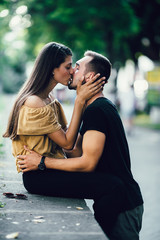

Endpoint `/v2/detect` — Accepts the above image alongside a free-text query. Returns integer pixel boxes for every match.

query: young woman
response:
[3,42,104,172]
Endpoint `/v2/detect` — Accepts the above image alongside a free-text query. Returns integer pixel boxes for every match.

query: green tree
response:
[0,0,159,93]
[130,0,160,62]
[0,0,28,92]
[26,0,140,66]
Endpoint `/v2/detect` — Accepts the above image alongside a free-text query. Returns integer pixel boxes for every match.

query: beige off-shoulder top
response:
[12,99,67,172]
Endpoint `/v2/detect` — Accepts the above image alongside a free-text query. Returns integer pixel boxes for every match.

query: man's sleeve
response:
[80,107,107,136]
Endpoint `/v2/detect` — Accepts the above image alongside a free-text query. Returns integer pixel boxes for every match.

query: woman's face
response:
[53,55,73,86]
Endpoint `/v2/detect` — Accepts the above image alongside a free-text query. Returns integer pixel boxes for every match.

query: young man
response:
[17,51,143,239]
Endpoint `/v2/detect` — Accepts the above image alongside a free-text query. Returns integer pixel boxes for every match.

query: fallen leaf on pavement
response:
[76,207,83,210]
[15,194,27,200]
[32,219,46,223]
[11,222,19,225]
[5,232,19,239]
[34,216,44,219]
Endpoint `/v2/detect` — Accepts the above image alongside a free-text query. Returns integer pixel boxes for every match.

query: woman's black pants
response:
[23,169,126,237]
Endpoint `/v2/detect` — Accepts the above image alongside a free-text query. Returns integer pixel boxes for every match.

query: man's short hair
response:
[84,50,111,82]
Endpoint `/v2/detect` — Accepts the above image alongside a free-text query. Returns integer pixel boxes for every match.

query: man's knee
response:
[109,204,144,240]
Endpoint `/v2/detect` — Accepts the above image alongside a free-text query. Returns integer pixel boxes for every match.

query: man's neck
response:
[86,92,104,107]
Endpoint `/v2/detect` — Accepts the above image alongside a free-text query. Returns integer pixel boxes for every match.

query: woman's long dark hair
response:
[3,42,72,140]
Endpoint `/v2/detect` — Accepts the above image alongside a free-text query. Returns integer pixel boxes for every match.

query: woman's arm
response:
[64,133,83,158]
[48,74,105,150]
[48,96,83,150]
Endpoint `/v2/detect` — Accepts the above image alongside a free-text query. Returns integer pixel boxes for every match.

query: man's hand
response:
[17,146,42,172]
[17,130,105,173]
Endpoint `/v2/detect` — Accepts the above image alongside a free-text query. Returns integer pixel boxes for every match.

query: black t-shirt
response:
[80,97,143,210]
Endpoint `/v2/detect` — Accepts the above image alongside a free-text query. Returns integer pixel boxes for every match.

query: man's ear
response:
[85,72,95,81]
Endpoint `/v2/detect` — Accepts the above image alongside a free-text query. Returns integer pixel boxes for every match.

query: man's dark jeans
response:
[23,169,128,237]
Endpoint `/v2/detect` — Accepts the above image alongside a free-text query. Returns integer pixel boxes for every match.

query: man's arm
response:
[18,131,106,172]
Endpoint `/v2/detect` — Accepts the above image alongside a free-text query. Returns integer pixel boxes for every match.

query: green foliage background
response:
[0,0,160,93]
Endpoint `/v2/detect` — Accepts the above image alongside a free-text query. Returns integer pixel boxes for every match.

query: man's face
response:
[68,56,92,89]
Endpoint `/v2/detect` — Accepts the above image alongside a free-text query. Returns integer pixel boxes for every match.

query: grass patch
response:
[134,113,160,130]
[0,94,6,144]
[0,201,6,208]
[0,143,5,156]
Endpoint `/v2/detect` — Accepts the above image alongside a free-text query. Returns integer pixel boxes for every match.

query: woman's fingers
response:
[86,77,106,95]
[85,75,106,89]
[78,74,105,88]
[87,80,105,93]
[76,73,107,102]
[88,85,103,95]
[93,78,106,88]
[90,76,106,87]
[87,73,101,83]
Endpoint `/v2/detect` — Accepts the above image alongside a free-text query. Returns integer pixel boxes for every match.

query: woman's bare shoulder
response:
[24,95,45,108]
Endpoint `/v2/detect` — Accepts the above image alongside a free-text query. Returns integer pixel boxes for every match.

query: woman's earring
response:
[51,72,54,78]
